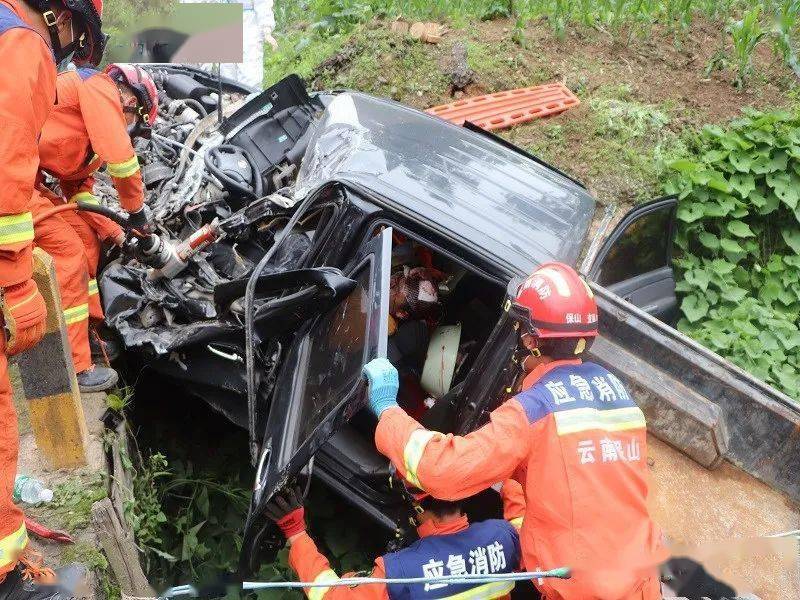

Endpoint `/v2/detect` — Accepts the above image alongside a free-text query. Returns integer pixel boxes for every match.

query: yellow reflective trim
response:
[440,580,515,599]
[403,429,437,489]
[8,290,39,312]
[0,523,29,568]
[509,517,524,529]
[88,279,99,296]
[308,569,339,600]
[63,303,89,325]
[0,212,34,245]
[70,192,100,205]
[107,155,140,178]
[554,406,646,436]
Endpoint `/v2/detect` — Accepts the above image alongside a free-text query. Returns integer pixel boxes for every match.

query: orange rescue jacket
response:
[375,359,665,600]
[287,481,526,600]
[0,0,56,287]
[38,68,144,242]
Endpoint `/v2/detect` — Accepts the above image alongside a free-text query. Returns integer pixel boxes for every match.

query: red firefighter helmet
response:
[27,0,107,65]
[104,63,159,127]
[510,262,598,339]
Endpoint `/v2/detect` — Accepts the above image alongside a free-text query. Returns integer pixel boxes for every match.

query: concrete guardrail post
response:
[11,248,88,468]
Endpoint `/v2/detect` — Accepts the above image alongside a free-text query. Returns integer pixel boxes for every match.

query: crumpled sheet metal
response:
[100,232,311,355]
[100,262,231,355]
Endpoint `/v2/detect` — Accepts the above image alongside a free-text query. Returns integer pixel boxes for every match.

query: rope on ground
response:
[132,568,571,599]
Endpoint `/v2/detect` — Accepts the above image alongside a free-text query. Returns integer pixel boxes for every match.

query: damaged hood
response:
[101,233,311,354]
[296,92,595,273]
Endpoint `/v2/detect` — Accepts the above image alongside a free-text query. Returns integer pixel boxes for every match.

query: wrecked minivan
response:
[97,67,800,574]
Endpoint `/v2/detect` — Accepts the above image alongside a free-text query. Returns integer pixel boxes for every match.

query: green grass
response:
[62,542,120,600]
[48,472,108,531]
[282,24,450,104]
[265,30,353,85]
[24,474,115,599]
[507,84,689,203]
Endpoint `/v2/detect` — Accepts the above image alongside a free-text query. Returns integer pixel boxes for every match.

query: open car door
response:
[241,227,392,570]
[588,196,679,325]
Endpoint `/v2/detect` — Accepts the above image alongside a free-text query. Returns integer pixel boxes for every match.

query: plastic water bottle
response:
[12,475,53,505]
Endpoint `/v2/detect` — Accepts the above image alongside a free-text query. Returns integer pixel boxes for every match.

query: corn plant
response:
[512,14,529,46]
[577,0,595,26]
[728,6,767,88]
[665,0,694,38]
[771,0,800,77]
[550,0,571,40]
[609,0,631,31]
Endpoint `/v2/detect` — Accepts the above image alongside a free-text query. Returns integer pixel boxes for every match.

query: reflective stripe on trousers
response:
[0,523,28,569]
[63,303,89,325]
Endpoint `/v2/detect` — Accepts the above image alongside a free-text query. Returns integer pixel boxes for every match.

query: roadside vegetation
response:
[118,379,380,594]
[265,0,800,400]
[23,472,117,598]
[666,110,800,400]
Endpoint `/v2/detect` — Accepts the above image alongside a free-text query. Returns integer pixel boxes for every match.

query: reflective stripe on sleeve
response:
[88,279,98,296]
[0,212,34,245]
[308,569,340,600]
[441,580,515,599]
[70,192,100,205]
[63,303,89,325]
[0,522,29,568]
[403,429,437,489]
[8,290,39,312]
[107,155,140,178]
[509,517,524,529]
[554,406,646,436]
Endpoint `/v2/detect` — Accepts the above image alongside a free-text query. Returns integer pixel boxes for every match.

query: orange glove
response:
[2,279,47,355]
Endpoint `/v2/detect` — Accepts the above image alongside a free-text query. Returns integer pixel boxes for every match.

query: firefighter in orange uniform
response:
[0,0,106,595]
[364,262,665,600]
[37,63,157,387]
[267,479,526,600]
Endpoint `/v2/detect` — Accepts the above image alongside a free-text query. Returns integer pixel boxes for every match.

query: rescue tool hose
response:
[244,193,317,465]
[31,201,131,228]
[156,568,572,599]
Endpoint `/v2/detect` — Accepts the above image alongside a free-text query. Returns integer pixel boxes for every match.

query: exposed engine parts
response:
[96,69,323,355]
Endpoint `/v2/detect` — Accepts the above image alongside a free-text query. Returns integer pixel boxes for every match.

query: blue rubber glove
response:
[363,357,400,417]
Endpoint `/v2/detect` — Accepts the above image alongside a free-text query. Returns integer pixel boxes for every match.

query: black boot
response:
[76,365,119,393]
[0,563,87,600]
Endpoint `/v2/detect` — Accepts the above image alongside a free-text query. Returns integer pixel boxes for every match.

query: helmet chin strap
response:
[123,106,151,139]
[41,6,81,64]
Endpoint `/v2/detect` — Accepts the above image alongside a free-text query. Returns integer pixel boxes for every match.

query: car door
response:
[588,196,679,324]
[246,227,392,524]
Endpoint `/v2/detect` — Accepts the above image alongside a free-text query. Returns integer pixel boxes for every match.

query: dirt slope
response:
[297,16,798,205]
